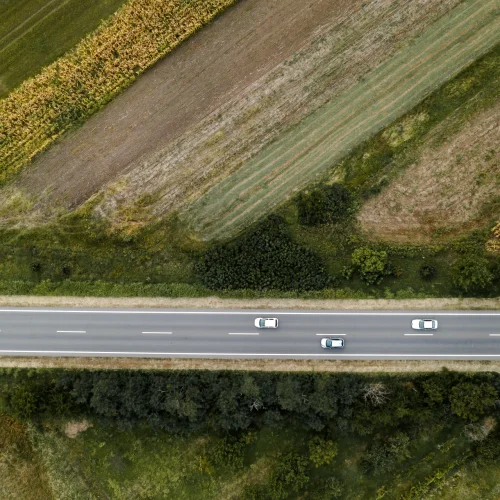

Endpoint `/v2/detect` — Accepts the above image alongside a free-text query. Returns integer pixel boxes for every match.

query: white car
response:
[411,319,438,330]
[255,318,279,328]
[321,338,344,349]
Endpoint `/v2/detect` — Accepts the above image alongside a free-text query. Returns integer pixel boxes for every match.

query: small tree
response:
[363,382,391,406]
[270,452,309,499]
[452,256,493,293]
[450,382,498,421]
[9,386,38,419]
[352,247,388,285]
[419,264,436,280]
[308,436,338,467]
[297,184,351,226]
[361,432,411,474]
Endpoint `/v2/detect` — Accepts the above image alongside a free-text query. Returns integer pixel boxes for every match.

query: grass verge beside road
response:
[0,295,498,310]
[2,357,500,373]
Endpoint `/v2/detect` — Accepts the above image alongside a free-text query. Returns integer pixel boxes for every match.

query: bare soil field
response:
[4,0,466,229]
[10,0,360,215]
[185,0,500,239]
[359,102,500,243]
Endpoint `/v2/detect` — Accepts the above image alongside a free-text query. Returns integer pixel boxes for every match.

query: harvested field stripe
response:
[185,0,500,239]
[193,0,487,218]
[199,3,494,225]
[200,0,487,212]
[225,25,498,227]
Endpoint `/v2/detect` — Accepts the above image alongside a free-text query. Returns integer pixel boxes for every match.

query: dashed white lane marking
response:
[142,331,172,335]
[57,330,86,333]
[489,334,500,336]
[404,333,433,336]
[228,332,260,335]
[316,333,346,336]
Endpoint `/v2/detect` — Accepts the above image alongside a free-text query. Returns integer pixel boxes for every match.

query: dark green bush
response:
[196,215,329,291]
[270,452,309,499]
[296,184,352,226]
[450,382,498,421]
[361,432,411,474]
[351,247,388,285]
[419,264,436,280]
[451,256,493,292]
[210,436,246,470]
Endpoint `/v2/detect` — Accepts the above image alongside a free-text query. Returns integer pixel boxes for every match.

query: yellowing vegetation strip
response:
[0,0,236,184]
[185,0,500,240]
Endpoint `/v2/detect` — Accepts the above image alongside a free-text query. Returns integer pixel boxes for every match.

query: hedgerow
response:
[0,0,236,184]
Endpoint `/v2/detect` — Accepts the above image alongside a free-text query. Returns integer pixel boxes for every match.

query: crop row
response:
[0,0,236,184]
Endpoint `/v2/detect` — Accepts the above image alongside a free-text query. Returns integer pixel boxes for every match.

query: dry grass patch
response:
[0,415,53,499]
[359,102,500,243]
[2,356,500,374]
[64,420,92,439]
[0,295,498,310]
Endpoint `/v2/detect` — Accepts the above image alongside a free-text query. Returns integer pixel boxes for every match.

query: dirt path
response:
[185,0,500,239]
[12,0,359,211]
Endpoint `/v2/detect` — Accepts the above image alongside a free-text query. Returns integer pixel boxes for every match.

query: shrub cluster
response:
[196,215,329,291]
[451,255,493,293]
[296,184,352,226]
[0,0,235,183]
[351,247,388,285]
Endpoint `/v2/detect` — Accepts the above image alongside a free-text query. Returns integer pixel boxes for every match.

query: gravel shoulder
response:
[0,295,497,310]
[1,356,500,373]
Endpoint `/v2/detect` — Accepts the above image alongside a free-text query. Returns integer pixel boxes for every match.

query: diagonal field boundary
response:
[184,0,500,240]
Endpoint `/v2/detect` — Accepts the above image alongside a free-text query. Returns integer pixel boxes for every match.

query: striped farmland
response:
[184,0,500,240]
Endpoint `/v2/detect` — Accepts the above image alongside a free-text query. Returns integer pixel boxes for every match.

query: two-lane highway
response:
[0,308,499,359]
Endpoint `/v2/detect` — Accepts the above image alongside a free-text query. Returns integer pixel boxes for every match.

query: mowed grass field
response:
[185,0,500,240]
[0,0,127,96]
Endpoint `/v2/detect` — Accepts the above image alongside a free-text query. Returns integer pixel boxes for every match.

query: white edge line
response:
[142,332,172,335]
[404,333,434,336]
[228,333,259,335]
[1,350,500,357]
[56,330,86,333]
[0,310,499,315]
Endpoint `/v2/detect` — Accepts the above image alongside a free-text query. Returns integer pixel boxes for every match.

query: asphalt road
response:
[0,308,499,359]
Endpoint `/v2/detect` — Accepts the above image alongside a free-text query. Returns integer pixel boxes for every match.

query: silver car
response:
[254,318,279,328]
[321,338,344,349]
[411,319,438,330]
